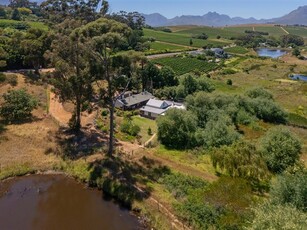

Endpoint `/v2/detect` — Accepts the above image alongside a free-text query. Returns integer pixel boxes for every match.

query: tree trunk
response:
[75,96,81,132]
[108,100,114,156]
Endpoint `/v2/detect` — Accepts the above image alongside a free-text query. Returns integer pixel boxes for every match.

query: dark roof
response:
[117,92,154,107]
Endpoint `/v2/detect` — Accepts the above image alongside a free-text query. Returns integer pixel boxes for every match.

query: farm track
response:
[155,40,194,49]
[280,26,289,34]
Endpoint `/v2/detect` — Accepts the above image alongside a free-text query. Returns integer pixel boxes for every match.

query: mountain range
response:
[1,1,307,27]
[143,6,307,27]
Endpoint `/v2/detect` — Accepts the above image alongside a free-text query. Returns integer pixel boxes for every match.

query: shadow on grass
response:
[85,155,170,209]
[0,122,6,134]
[1,116,44,126]
[55,127,107,160]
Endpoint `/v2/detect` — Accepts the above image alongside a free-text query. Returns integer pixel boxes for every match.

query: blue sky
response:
[107,0,307,19]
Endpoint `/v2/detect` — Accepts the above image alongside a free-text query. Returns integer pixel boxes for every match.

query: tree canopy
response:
[261,127,301,173]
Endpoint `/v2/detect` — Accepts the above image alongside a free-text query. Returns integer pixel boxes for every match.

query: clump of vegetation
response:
[211,141,269,186]
[160,172,207,199]
[222,69,237,75]
[192,33,208,40]
[260,127,301,173]
[280,34,305,47]
[249,202,307,229]
[157,109,197,149]
[6,74,18,86]
[120,118,141,137]
[155,75,215,101]
[226,79,233,85]
[270,171,307,212]
[0,89,38,122]
[0,72,6,82]
[157,88,287,150]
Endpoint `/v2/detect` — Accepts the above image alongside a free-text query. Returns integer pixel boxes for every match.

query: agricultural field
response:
[224,25,287,37]
[144,28,232,48]
[284,26,307,38]
[146,41,192,54]
[170,25,241,39]
[153,56,218,75]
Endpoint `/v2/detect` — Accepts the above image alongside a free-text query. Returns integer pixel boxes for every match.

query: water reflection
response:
[0,175,140,230]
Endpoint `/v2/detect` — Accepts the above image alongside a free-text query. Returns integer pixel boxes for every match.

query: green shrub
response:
[157,109,198,149]
[211,141,269,185]
[6,74,18,86]
[226,79,233,85]
[0,72,6,82]
[261,127,301,173]
[0,89,38,122]
[175,198,219,229]
[236,109,256,125]
[222,69,237,75]
[160,173,207,199]
[248,202,307,230]
[101,109,109,116]
[197,112,240,148]
[270,171,307,212]
[250,98,287,124]
[147,127,152,135]
[245,87,273,100]
[120,119,140,136]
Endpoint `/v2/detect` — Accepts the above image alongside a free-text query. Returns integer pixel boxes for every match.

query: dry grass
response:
[0,74,61,178]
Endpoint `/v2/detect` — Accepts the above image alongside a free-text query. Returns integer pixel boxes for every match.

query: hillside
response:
[269,6,307,25]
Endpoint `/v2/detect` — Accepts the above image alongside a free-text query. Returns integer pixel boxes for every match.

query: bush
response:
[246,87,273,100]
[280,34,304,47]
[147,127,152,135]
[0,89,38,122]
[11,9,21,21]
[17,7,32,15]
[160,173,207,199]
[0,72,6,82]
[198,112,240,148]
[270,171,307,212]
[261,127,301,173]
[250,98,287,124]
[6,74,18,86]
[101,109,109,117]
[0,7,6,19]
[175,198,220,229]
[157,109,197,149]
[248,202,307,230]
[222,69,237,75]
[120,119,140,137]
[226,79,232,85]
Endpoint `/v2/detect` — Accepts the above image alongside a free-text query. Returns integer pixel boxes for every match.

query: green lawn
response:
[224,46,249,54]
[144,28,232,48]
[153,56,218,75]
[132,116,157,144]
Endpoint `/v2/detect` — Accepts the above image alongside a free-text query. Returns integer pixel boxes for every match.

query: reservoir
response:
[290,74,307,82]
[0,174,142,230]
[257,48,287,58]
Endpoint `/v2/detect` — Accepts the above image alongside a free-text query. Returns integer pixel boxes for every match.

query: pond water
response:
[257,48,287,58]
[290,74,307,82]
[0,175,142,230]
